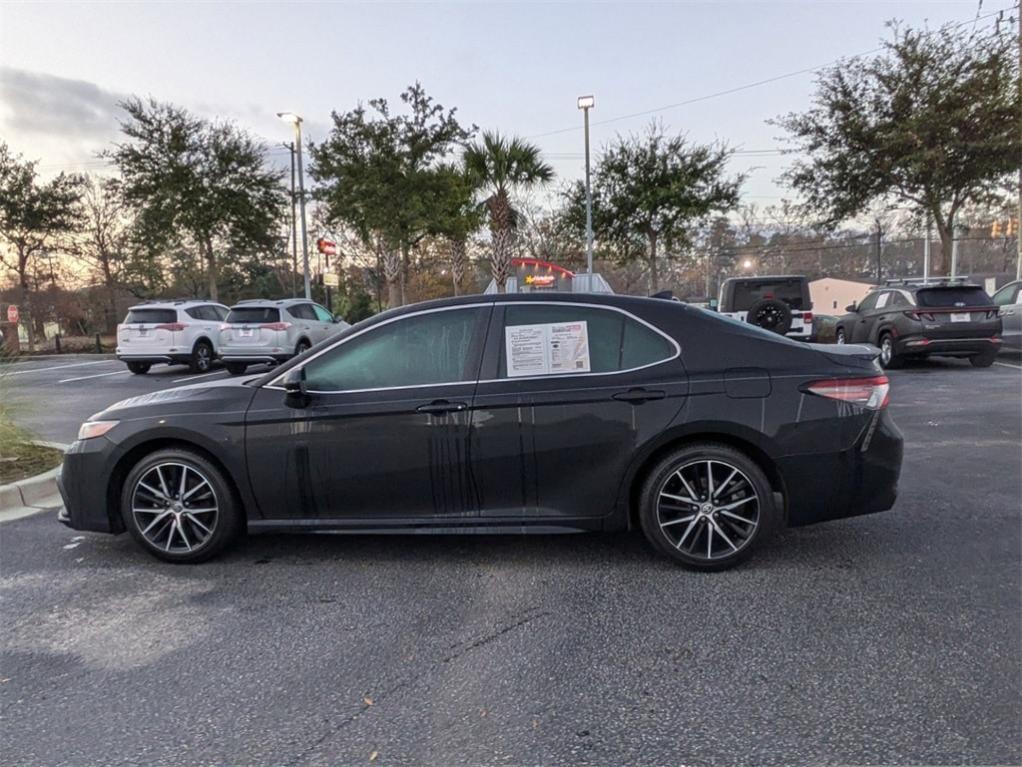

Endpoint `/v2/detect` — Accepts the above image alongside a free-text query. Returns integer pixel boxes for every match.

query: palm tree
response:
[463,132,553,292]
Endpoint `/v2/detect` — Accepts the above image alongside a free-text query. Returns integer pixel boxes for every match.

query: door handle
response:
[416,400,468,414]
[612,388,667,403]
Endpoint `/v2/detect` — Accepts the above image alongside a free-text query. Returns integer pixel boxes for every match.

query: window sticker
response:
[505,321,591,377]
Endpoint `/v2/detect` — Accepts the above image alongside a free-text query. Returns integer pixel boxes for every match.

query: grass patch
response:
[0,438,62,484]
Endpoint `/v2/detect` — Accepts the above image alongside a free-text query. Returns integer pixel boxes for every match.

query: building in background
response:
[484,258,613,294]
[810,278,876,313]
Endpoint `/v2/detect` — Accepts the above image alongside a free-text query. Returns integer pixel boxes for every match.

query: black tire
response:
[126,361,151,375]
[835,327,846,345]
[189,340,214,373]
[878,332,903,369]
[294,339,311,357]
[747,298,793,335]
[120,448,242,564]
[638,443,779,571]
[969,348,997,368]
[224,362,248,376]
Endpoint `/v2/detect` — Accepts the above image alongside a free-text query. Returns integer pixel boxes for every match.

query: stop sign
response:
[6,305,18,323]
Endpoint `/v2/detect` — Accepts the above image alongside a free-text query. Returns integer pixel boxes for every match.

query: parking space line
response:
[172,370,228,383]
[994,361,1022,370]
[57,370,131,384]
[2,360,113,376]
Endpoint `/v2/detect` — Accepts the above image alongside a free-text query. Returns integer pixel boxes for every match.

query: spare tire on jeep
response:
[747,298,792,335]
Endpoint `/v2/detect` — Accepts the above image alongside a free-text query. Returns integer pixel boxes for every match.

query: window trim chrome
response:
[265,300,681,395]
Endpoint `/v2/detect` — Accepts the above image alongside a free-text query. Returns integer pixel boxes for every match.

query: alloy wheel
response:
[880,336,893,366]
[656,459,760,561]
[836,329,846,344]
[195,345,212,372]
[130,462,219,553]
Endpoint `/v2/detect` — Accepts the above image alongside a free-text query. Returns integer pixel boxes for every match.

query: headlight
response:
[77,420,119,441]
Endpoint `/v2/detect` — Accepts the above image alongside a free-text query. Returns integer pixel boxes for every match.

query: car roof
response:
[229,298,314,308]
[721,275,809,283]
[127,299,225,310]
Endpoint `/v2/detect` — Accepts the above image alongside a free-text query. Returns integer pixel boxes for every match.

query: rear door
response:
[119,307,179,352]
[311,303,337,343]
[469,302,686,520]
[913,286,1000,340]
[224,306,282,349]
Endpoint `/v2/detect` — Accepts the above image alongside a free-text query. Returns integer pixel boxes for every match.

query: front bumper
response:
[57,438,125,534]
[780,408,903,527]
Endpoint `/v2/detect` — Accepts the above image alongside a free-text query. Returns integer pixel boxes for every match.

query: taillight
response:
[154,323,186,331]
[806,375,890,410]
[801,311,813,322]
[903,310,935,321]
[260,322,292,331]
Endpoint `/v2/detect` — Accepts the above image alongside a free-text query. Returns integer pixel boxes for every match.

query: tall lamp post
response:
[277,112,311,299]
[577,95,595,275]
[282,141,299,297]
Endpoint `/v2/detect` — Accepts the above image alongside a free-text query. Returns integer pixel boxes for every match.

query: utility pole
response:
[285,142,298,297]
[923,220,931,283]
[874,219,883,283]
[950,225,959,278]
[1017,7,1021,280]
[277,112,311,299]
[577,95,595,276]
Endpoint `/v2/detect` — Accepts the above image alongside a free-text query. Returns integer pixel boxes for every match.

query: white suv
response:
[117,300,230,374]
[219,299,349,375]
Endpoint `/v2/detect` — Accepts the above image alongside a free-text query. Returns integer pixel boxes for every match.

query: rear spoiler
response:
[811,343,881,370]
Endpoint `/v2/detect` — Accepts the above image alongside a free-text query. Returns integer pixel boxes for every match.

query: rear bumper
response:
[116,352,191,365]
[781,408,903,527]
[895,335,1002,356]
[220,346,292,364]
[57,438,124,534]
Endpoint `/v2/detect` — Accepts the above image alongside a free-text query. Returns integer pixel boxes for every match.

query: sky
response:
[0,0,1009,210]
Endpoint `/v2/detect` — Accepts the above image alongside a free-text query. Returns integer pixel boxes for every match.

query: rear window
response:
[730,279,808,311]
[227,307,280,324]
[124,309,176,324]
[916,287,992,308]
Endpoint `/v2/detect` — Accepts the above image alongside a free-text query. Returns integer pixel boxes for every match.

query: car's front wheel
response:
[120,448,242,563]
[638,443,779,571]
[835,327,846,345]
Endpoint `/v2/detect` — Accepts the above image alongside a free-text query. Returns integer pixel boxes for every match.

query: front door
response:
[851,292,880,343]
[244,305,491,520]
[469,302,687,520]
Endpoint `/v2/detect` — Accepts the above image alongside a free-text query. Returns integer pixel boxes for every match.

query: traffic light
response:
[992,220,1003,237]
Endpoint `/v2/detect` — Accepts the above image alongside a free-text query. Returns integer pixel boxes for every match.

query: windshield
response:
[730,279,807,311]
[916,287,992,308]
[227,307,280,323]
[124,308,176,324]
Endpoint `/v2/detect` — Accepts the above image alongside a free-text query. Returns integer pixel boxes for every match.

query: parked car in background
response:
[835,279,1002,368]
[218,299,349,375]
[116,300,230,374]
[812,313,839,344]
[717,275,814,340]
[992,279,1021,352]
[61,293,903,571]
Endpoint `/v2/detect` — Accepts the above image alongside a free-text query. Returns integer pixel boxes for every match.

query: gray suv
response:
[219,299,349,375]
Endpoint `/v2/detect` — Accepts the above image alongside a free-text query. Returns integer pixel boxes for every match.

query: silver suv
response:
[219,299,349,375]
[117,300,230,375]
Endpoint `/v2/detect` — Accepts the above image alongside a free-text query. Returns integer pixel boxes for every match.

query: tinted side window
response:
[185,307,203,320]
[289,304,316,320]
[857,293,879,312]
[498,304,672,378]
[312,304,333,322]
[303,308,486,391]
[212,305,229,321]
[993,284,1020,306]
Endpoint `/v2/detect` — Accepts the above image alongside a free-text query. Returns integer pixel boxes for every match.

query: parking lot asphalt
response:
[1,354,1020,766]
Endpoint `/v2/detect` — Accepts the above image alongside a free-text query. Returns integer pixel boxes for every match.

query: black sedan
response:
[59,293,903,570]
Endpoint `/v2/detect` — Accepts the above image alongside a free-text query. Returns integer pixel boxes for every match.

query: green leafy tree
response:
[0,142,84,349]
[106,97,286,301]
[311,84,473,307]
[463,132,554,292]
[774,20,1019,274]
[565,123,742,291]
[429,163,483,295]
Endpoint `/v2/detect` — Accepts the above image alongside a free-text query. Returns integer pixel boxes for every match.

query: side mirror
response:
[708,298,719,311]
[845,303,858,313]
[282,366,309,408]
[333,314,343,324]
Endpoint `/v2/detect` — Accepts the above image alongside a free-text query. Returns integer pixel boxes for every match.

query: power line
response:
[525,3,1017,141]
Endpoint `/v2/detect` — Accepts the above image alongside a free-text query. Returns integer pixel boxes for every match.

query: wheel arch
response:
[192,336,215,353]
[105,437,247,534]
[621,428,788,532]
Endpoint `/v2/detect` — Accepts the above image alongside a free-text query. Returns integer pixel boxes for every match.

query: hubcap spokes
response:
[656,459,759,560]
[132,462,218,553]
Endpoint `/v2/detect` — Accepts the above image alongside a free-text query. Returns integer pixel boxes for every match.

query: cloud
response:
[0,66,126,143]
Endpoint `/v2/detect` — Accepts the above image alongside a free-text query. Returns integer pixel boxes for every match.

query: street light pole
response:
[577,95,595,275]
[284,141,298,297]
[278,112,311,299]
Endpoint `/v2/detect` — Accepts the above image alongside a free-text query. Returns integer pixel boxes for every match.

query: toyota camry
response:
[59,293,903,570]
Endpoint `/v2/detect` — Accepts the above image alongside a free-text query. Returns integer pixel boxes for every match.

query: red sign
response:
[6,305,18,323]
[317,238,337,256]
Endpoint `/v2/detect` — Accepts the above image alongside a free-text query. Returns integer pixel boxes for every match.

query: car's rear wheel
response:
[878,333,903,369]
[120,448,241,563]
[189,340,214,373]
[969,348,997,368]
[638,443,779,571]
[835,327,846,345]
[126,362,151,375]
[294,339,311,356]
[224,362,248,375]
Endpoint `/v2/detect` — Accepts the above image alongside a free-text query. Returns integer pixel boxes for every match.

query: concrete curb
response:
[1,353,116,363]
[0,441,69,523]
